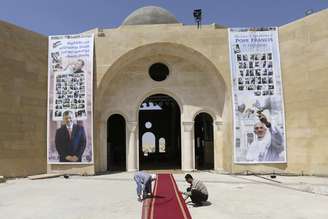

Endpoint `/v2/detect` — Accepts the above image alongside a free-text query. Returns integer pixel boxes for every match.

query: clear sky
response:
[0,0,327,35]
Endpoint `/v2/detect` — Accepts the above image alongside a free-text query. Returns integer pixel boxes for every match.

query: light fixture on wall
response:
[193,9,202,29]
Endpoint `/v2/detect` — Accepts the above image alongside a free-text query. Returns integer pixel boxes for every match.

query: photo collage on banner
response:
[47,34,94,164]
[228,27,287,163]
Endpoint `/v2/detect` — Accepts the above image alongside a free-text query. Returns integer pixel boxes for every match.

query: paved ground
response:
[1,172,328,219]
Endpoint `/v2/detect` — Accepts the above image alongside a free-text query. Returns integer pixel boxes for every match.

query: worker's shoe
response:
[193,202,203,207]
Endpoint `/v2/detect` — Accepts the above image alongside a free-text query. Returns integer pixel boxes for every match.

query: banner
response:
[229,27,286,163]
[47,34,94,164]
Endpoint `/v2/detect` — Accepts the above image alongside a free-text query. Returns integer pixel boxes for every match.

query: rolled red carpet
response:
[142,173,192,219]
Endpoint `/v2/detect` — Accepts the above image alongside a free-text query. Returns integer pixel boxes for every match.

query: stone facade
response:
[0,21,48,177]
[1,8,327,177]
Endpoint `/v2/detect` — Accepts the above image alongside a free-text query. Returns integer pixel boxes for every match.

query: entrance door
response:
[194,113,214,170]
[139,94,181,170]
[107,114,126,171]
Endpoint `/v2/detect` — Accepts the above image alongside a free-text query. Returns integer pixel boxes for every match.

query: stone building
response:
[0,6,328,177]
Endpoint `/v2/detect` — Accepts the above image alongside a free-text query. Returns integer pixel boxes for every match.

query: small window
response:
[149,63,169,81]
[159,137,166,153]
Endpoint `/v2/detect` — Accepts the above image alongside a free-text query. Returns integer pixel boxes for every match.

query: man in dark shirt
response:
[63,59,85,74]
[72,59,85,73]
[183,174,208,207]
[55,110,86,162]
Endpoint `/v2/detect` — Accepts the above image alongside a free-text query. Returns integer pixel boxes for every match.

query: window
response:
[145,121,152,129]
[159,137,166,153]
[149,63,169,81]
[142,132,155,156]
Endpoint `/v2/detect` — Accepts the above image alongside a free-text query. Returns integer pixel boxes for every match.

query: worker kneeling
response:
[183,174,208,207]
[134,171,156,202]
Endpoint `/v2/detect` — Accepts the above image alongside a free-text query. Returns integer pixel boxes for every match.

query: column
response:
[100,121,107,172]
[127,121,138,172]
[182,121,194,171]
[214,121,224,171]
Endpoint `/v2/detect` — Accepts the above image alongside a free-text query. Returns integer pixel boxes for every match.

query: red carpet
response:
[142,173,192,219]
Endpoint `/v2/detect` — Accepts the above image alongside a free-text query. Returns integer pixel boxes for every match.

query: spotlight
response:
[193,9,202,29]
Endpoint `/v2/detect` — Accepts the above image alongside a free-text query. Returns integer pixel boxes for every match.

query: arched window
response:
[142,132,156,156]
[159,137,166,153]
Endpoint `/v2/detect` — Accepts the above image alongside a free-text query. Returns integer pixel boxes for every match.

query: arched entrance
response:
[138,94,181,170]
[194,113,214,170]
[96,42,227,173]
[107,114,126,171]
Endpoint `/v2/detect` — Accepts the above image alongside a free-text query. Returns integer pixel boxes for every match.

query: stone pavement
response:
[0,172,328,219]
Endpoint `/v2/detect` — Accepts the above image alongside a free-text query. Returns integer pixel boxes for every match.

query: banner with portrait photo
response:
[47,34,94,164]
[229,27,287,163]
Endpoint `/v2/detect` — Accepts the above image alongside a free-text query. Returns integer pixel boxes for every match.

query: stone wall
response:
[0,21,48,177]
[281,9,328,175]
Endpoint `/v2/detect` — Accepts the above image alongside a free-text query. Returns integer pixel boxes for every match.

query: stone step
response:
[28,173,62,180]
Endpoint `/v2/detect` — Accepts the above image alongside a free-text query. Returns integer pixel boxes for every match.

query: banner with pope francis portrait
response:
[47,34,94,164]
[228,27,287,163]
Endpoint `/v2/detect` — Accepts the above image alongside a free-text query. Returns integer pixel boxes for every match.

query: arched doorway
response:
[139,94,181,170]
[107,114,126,171]
[96,42,227,173]
[194,113,214,170]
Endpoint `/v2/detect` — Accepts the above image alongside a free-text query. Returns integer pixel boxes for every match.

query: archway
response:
[194,113,214,170]
[96,42,227,173]
[107,114,126,171]
[139,94,181,169]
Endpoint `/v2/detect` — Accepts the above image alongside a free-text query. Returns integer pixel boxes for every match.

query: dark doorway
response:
[194,113,214,170]
[139,94,181,170]
[107,114,126,171]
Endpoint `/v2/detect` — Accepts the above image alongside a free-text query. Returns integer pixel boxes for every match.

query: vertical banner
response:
[47,34,94,164]
[229,27,286,163]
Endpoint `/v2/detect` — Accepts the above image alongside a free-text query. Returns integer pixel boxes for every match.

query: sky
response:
[0,0,327,35]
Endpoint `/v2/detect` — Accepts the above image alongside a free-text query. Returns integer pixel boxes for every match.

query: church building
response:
[0,6,327,177]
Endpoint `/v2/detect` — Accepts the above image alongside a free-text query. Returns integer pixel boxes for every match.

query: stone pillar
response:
[100,121,107,172]
[182,121,194,171]
[127,121,138,172]
[215,121,224,171]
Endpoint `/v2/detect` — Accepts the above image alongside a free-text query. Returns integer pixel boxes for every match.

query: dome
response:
[122,6,179,26]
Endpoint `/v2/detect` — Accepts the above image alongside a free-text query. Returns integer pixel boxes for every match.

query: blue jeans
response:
[143,178,152,196]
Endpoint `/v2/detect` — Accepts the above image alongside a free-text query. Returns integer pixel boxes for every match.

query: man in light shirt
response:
[134,171,156,202]
[55,110,86,162]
